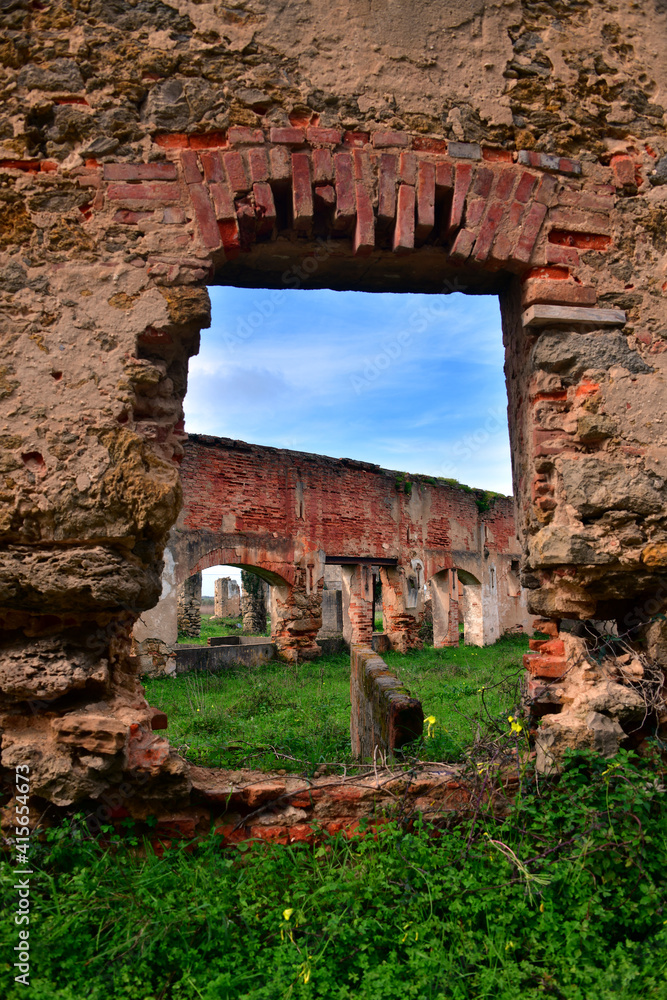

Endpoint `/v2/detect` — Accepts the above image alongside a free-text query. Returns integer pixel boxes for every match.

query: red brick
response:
[106,182,181,201]
[490,232,511,263]
[307,126,343,145]
[312,148,334,183]
[209,181,236,220]
[472,166,494,198]
[352,148,368,182]
[523,653,568,679]
[153,132,189,149]
[104,162,177,181]
[199,151,224,184]
[522,279,596,308]
[557,157,581,176]
[435,161,454,189]
[448,162,474,231]
[532,618,559,637]
[269,146,291,182]
[545,243,580,267]
[515,171,537,203]
[253,182,276,235]
[398,151,417,185]
[474,200,505,261]
[416,160,435,240]
[372,130,409,148]
[465,198,485,228]
[180,149,202,184]
[412,137,448,153]
[482,147,513,162]
[548,229,612,250]
[354,180,375,255]
[334,152,356,229]
[291,152,313,230]
[149,707,168,730]
[228,126,264,145]
[393,183,415,253]
[247,147,269,183]
[343,131,369,147]
[189,131,227,149]
[223,150,250,193]
[522,265,569,281]
[113,209,154,224]
[189,183,222,249]
[610,154,635,188]
[270,126,305,145]
[314,183,336,207]
[377,153,398,224]
[574,379,600,397]
[529,638,565,655]
[510,201,547,263]
[494,167,516,201]
[218,218,241,254]
[449,227,475,260]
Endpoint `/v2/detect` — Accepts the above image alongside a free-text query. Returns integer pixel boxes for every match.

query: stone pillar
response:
[431,570,459,648]
[317,589,344,637]
[241,571,268,634]
[0,263,208,810]
[501,283,667,766]
[177,572,202,637]
[131,542,178,677]
[270,572,323,661]
[341,565,374,647]
[214,577,241,618]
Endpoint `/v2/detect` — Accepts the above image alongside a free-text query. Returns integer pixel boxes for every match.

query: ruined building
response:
[0,1,666,812]
[136,434,531,664]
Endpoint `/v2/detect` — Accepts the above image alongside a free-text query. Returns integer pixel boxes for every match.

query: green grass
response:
[2,748,666,999]
[385,633,528,763]
[178,614,271,646]
[144,634,529,775]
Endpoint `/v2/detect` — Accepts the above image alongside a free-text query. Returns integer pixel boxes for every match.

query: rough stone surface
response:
[1,0,666,812]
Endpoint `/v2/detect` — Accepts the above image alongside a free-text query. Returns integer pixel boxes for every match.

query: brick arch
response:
[179,543,295,590]
[95,126,612,312]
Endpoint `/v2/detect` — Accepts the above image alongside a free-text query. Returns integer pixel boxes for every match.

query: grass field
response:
[3,747,666,1000]
[143,633,530,774]
[178,614,271,646]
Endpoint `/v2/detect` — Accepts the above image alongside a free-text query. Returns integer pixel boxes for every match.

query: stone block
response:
[521,304,627,328]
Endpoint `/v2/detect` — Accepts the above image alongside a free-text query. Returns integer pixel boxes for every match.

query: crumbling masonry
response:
[0,1,666,819]
[137,433,530,664]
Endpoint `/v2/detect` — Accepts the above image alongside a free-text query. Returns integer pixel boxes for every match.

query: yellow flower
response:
[426,715,436,738]
[282,908,294,921]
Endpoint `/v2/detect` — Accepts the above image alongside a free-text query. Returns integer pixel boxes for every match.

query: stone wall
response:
[1,0,666,813]
[159,433,531,658]
[350,645,424,760]
[176,571,201,637]
[213,576,240,618]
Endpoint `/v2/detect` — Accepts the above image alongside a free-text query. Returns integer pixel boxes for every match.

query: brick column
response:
[380,566,425,652]
[270,573,323,662]
[341,565,374,646]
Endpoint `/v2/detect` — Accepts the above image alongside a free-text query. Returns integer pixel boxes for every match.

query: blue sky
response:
[188,287,512,597]
[185,286,513,493]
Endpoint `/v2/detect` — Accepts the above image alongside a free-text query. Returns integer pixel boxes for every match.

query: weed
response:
[3,749,666,999]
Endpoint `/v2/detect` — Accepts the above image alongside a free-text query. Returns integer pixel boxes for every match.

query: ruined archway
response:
[2,0,666,814]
